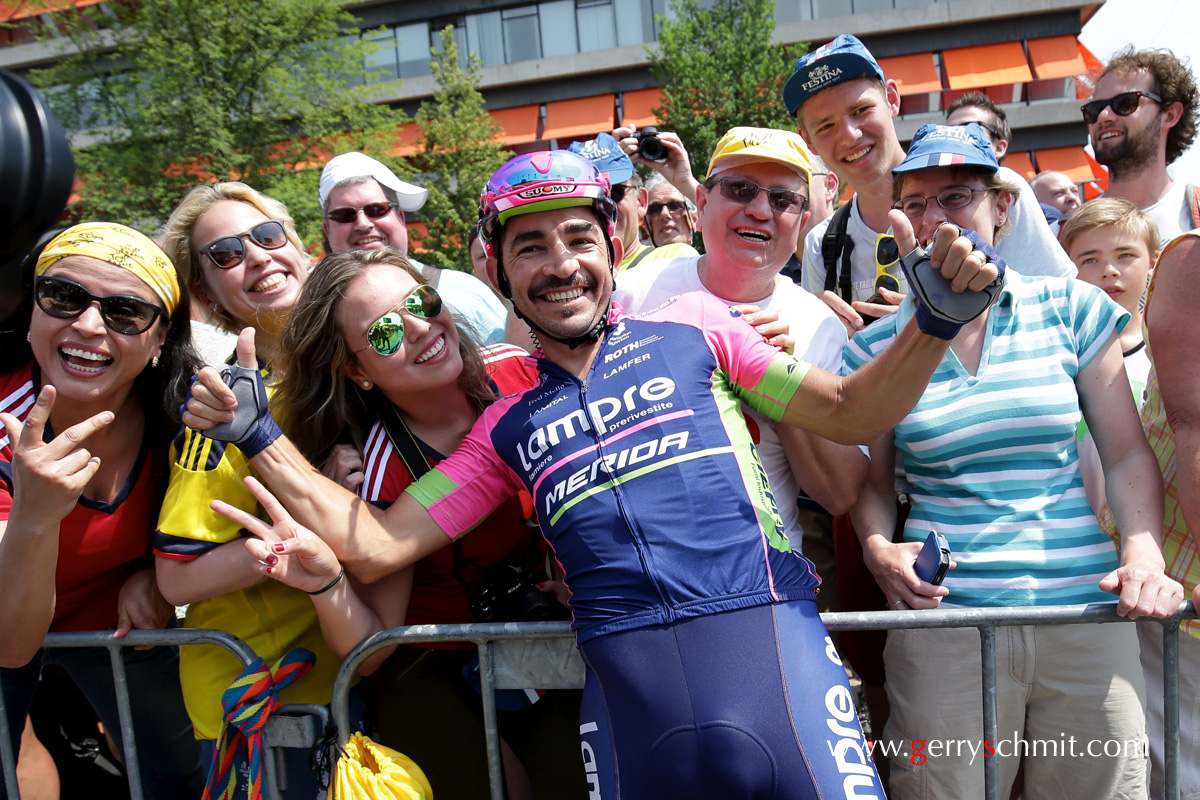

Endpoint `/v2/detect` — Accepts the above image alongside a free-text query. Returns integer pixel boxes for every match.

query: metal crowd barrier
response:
[2,604,1194,800]
[0,628,327,800]
[331,602,1198,800]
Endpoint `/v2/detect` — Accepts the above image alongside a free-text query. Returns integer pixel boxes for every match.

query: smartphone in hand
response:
[914,531,951,586]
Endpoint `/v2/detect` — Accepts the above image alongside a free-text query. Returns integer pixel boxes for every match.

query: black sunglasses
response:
[1080,91,1164,125]
[34,275,165,335]
[199,220,289,270]
[325,202,398,225]
[647,199,688,217]
[610,184,630,203]
[705,177,809,214]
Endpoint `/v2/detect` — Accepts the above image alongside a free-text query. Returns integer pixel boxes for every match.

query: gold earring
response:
[152,355,159,368]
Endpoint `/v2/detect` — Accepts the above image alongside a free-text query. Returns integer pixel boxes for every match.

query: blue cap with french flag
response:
[893,123,999,174]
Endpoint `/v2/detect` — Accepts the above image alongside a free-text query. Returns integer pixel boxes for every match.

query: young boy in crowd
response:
[1060,197,1159,515]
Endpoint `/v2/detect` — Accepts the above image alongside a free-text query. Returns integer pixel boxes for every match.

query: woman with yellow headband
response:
[0,222,206,797]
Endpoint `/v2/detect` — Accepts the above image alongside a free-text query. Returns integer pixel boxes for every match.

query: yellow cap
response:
[706,127,814,184]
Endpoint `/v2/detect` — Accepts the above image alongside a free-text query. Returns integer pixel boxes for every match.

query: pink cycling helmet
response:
[477,150,617,259]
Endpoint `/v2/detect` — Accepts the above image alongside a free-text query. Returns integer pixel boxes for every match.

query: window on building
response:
[362,26,398,83]
[576,0,616,52]
[466,11,505,67]
[503,5,542,63]
[539,1,579,58]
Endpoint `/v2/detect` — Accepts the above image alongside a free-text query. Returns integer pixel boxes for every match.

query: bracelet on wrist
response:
[307,565,345,596]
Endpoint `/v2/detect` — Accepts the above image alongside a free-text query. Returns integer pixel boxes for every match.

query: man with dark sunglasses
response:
[785,34,1075,335]
[1087,47,1199,244]
[318,151,507,343]
[643,173,696,247]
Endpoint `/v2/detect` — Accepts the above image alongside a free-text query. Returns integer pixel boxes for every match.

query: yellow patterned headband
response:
[35,222,180,315]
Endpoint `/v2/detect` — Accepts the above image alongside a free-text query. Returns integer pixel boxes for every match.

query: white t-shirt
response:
[801,166,1076,301]
[613,255,848,545]
[1140,182,1193,246]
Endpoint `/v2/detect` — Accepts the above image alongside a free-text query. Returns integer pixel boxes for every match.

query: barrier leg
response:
[979,625,999,800]
[0,681,20,800]
[1163,619,1180,800]
[477,642,505,800]
[107,647,142,800]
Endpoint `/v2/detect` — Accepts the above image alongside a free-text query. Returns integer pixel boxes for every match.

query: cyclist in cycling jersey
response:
[185,149,1004,799]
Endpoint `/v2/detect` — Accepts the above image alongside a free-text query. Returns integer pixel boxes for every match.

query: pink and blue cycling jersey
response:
[406,291,823,644]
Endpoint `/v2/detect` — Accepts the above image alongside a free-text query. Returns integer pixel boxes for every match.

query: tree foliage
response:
[647,0,807,182]
[410,27,512,271]
[30,0,400,235]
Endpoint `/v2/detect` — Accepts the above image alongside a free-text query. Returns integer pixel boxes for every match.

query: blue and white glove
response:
[199,364,282,458]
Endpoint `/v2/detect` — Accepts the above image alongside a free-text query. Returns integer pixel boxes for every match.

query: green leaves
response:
[30,0,399,239]
[648,0,807,183]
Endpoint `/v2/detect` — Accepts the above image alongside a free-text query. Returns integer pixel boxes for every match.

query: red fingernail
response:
[266,566,274,574]
[273,543,285,553]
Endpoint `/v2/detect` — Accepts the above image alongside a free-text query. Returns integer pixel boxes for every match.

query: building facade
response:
[0,0,1108,192]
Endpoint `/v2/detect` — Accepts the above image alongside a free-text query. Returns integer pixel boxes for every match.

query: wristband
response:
[306,565,345,596]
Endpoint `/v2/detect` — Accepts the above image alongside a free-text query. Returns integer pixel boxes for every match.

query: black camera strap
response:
[376,399,478,590]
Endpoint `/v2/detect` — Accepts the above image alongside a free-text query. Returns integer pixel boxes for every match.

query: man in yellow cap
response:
[614,126,867,591]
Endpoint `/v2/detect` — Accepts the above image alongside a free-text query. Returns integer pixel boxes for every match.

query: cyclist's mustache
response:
[530,275,594,295]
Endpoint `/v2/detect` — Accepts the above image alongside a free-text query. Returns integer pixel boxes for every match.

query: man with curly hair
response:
[1087,46,1200,243]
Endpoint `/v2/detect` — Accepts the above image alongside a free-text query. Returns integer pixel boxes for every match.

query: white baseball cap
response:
[318,152,428,212]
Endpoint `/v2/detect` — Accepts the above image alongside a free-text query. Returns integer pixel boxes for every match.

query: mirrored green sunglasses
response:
[356,284,444,356]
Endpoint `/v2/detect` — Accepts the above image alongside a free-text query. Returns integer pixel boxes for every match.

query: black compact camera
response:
[635,126,667,162]
[469,563,559,622]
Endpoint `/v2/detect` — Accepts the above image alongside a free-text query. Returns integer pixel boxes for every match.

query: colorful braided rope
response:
[202,648,316,800]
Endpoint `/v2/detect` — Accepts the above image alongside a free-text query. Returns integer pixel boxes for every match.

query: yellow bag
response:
[332,732,434,800]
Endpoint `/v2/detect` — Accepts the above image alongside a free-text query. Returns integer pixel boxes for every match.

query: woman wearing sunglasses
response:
[0,223,206,797]
[153,182,345,797]
[246,248,585,799]
[846,124,1180,800]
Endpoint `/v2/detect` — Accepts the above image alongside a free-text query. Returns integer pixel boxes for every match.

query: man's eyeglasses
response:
[705,177,809,214]
[647,200,688,217]
[355,285,444,356]
[1080,91,1164,125]
[610,184,630,203]
[325,202,398,225]
[198,220,289,270]
[34,275,165,335]
[893,186,993,218]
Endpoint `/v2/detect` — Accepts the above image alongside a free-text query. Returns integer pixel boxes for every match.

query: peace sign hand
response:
[0,386,112,527]
[213,475,343,594]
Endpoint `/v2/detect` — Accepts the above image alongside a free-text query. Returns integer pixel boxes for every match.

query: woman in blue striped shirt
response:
[847,123,1181,800]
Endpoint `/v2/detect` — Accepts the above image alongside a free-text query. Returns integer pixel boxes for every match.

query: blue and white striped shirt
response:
[845,275,1129,607]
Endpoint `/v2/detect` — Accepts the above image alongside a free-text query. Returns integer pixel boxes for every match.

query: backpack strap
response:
[822,202,855,302]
